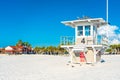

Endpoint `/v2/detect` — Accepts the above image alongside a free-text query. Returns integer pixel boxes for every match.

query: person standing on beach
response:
[80,52,86,65]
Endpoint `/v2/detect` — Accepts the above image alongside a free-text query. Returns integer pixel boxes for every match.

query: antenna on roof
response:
[83,16,91,19]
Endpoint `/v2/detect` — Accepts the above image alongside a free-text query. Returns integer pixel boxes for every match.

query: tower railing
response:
[60,36,75,45]
[60,35,108,46]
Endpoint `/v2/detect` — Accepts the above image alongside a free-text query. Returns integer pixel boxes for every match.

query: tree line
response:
[33,46,68,55]
[0,40,68,55]
[106,44,120,54]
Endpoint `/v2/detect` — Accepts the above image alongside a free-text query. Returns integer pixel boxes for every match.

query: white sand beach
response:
[0,54,120,80]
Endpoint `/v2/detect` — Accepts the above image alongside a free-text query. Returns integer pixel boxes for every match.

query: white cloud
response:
[110,39,120,44]
[117,34,120,41]
[98,25,120,44]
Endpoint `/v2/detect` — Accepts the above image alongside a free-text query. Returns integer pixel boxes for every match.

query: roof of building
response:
[61,18,107,28]
[10,46,16,49]
[5,46,23,50]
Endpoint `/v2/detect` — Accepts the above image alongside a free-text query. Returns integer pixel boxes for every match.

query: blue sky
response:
[0,0,120,47]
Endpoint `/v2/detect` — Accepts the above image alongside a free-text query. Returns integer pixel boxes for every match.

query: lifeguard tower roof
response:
[61,18,107,28]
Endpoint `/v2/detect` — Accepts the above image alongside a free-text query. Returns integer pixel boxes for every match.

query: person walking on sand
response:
[80,52,86,65]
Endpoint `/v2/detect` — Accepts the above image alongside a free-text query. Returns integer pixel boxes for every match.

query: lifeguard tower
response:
[60,17,108,65]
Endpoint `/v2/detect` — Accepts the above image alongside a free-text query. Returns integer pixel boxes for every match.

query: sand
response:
[0,54,120,80]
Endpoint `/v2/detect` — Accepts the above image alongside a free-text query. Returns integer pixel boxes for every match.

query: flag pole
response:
[106,0,109,45]
[106,0,108,23]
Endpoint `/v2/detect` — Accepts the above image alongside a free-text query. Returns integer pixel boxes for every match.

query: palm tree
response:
[117,44,120,54]
[116,44,120,54]
[34,46,39,54]
[16,40,31,47]
[56,45,66,55]
[109,44,120,54]
[46,46,54,55]
[40,47,47,54]
[16,40,23,46]
[23,42,31,47]
[34,47,39,53]
[34,46,46,54]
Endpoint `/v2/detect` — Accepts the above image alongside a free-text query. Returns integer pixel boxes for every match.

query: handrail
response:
[60,36,109,46]
[60,36,75,45]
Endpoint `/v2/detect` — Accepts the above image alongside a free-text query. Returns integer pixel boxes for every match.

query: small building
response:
[16,46,24,54]
[5,46,24,54]
[60,17,108,65]
[0,48,5,54]
[5,46,33,54]
[5,46,16,54]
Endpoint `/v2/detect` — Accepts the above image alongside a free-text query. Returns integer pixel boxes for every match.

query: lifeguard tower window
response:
[93,26,97,37]
[77,26,83,36]
[85,25,90,36]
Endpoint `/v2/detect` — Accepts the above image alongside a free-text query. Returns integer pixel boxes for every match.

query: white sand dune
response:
[0,54,120,80]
